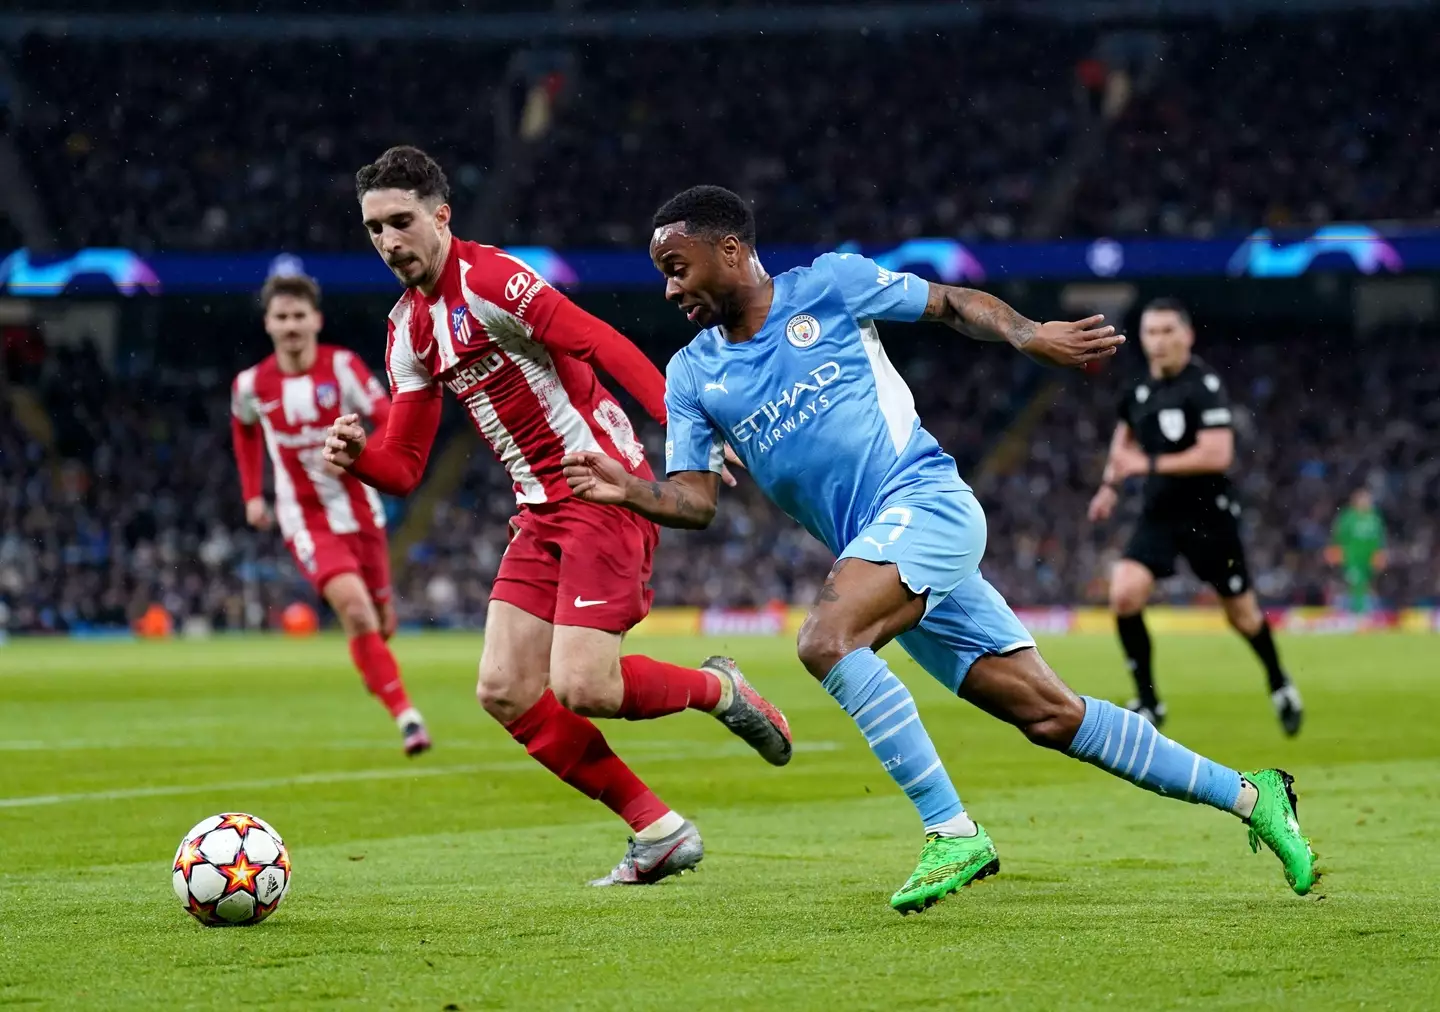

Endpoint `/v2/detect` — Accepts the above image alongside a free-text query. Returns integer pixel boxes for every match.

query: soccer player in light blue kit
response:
[563,186,1317,913]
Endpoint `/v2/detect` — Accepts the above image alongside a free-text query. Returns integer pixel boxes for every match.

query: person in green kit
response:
[1326,488,1387,613]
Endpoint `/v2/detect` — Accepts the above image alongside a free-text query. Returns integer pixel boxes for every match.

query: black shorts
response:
[1123,503,1252,597]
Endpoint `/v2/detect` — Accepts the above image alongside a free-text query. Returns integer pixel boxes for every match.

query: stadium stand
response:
[12,8,1437,251]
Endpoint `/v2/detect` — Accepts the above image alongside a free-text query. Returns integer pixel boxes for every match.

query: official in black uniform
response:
[1087,298,1301,735]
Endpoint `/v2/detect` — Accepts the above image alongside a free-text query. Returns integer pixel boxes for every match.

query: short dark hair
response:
[652,185,756,245]
[355,145,450,204]
[1141,296,1192,326]
[260,273,321,311]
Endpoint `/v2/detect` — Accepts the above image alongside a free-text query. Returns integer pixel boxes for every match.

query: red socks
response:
[348,631,413,718]
[616,655,722,720]
[506,690,669,832]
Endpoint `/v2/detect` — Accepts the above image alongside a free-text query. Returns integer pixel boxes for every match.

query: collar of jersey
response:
[707,272,794,352]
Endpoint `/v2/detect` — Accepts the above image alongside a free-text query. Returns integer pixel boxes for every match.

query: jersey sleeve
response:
[462,246,668,423]
[230,368,264,501]
[1116,384,1134,426]
[663,354,724,476]
[230,367,260,424]
[817,251,930,323]
[385,298,434,397]
[334,349,390,420]
[1193,370,1233,429]
[459,246,564,334]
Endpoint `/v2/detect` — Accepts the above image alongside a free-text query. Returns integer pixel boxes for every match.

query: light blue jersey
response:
[665,252,1033,688]
[666,251,963,554]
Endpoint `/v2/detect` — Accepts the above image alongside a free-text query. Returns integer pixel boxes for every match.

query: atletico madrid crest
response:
[315,382,338,409]
[451,305,475,345]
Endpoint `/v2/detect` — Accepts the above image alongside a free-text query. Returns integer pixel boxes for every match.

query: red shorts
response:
[288,526,393,604]
[491,497,658,632]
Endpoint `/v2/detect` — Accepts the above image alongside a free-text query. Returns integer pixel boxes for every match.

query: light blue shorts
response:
[839,487,1034,692]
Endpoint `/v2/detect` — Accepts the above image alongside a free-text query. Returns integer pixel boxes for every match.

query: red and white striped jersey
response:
[385,239,653,505]
[232,345,389,540]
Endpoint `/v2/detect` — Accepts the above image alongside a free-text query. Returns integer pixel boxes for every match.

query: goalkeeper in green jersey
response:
[1326,488,1387,613]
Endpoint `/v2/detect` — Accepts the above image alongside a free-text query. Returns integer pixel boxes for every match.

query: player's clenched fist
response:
[562,451,632,505]
[323,413,368,468]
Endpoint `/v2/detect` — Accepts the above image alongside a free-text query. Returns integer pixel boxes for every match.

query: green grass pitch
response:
[2,632,1438,1010]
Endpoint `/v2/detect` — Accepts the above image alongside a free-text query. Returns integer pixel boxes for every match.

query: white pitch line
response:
[0,741,841,809]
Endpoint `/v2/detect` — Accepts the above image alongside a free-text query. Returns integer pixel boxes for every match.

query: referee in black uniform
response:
[1087,298,1302,735]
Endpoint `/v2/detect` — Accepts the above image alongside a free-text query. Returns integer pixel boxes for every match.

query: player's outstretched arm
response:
[562,452,718,529]
[921,285,1124,368]
[533,301,669,424]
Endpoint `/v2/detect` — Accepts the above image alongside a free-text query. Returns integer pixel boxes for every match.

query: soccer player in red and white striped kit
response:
[232,274,429,756]
[323,146,791,885]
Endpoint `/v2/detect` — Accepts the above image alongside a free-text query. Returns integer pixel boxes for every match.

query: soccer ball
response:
[172,813,291,926]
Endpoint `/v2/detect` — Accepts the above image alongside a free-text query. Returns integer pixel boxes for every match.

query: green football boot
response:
[890,826,1000,914]
[1243,769,1319,895]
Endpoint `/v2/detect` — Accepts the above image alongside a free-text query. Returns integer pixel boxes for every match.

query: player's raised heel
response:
[589,820,704,886]
[401,719,432,757]
[703,656,793,767]
[1272,683,1303,737]
[889,826,1000,915]
[1243,768,1318,895]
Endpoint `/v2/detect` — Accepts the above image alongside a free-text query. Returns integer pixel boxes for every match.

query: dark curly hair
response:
[652,185,756,245]
[355,145,450,204]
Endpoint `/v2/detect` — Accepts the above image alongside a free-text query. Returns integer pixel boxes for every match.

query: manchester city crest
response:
[785,314,822,348]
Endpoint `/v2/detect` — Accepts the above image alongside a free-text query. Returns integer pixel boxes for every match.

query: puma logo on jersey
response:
[704,374,729,394]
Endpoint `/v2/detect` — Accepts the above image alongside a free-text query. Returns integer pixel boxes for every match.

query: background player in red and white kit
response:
[323,146,791,885]
[232,274,430,756]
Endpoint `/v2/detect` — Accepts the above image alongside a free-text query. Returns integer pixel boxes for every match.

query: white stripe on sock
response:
[1124,721,1145,775]
[852,680,904,721]
[1113,712,1131,767]
[860,698,914,736]
[1136,731,1158,782]
[898,758,943,791]
[1186,754,1201,797]
[867,712,920,747]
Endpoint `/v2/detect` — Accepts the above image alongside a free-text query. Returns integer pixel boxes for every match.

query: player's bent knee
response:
[1021,695,1086,752]
[795,619,852,680]
[549,670,610,718]
[1109,569,1151,616]
[337,599,378,635]
[475,665,540,724]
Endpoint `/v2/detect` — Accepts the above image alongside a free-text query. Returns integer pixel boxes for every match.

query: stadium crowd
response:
[0,328,1430,635]
[12,8,1437,253]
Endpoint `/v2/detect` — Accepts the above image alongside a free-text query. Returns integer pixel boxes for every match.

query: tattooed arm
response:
[561,452,719,530]
[921,284,1125,367]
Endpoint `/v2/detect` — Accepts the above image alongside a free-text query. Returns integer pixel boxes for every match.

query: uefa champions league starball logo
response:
[785,314,822,348]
